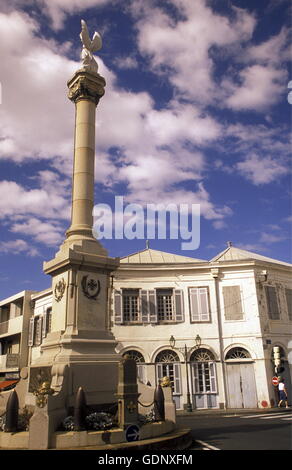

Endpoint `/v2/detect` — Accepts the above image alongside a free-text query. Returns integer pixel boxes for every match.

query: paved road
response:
[177,409,292,450]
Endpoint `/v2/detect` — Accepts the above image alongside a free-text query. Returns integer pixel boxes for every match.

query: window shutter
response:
[173,363,181,394]
[114,290,123,324]
[209,362,217,393]
[200,288,209,321]
[189,288,200,321]
[265,286,280,320]
[285,288,292,321]
[189,288,210,322]
[42,311,47,339]
[140,290,149,323]
[192,363,199,393]
[35,317,43,346]
[223,286,243,320]
[174,290,184,322]
[137,364,146,384]
[28,317,35,346]
[148,290,157,323]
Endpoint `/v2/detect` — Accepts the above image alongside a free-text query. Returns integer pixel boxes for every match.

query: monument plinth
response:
[30,22,120,407]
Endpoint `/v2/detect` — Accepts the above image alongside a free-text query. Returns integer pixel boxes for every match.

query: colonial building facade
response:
[1,245,291,410]
[111,245,292,410]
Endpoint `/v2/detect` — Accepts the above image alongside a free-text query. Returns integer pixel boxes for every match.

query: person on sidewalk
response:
[278,378,289,408]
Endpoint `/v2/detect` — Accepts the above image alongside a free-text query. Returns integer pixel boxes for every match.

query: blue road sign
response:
[125,424,140,442]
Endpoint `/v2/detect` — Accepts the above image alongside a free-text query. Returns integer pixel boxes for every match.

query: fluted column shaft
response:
[66,70,105,242]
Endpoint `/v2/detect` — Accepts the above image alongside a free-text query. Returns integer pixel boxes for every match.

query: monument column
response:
[66,70,105,246]
[28,21,121,407]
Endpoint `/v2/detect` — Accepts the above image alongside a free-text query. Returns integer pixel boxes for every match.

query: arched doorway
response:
[225,347,258,409]
[190,348,218,409]
[155,349,181,409]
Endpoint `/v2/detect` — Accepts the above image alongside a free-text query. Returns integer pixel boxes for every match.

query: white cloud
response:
[260,232,287,244]
[0,11,76,162]
[113,56,139,70]
[0,172,70,221]
[236,153,288,185]
[224,64,287,111]
[10,217,65,246]
[0,239,39,257]
[131,0,256,104]
[243,27,290,66]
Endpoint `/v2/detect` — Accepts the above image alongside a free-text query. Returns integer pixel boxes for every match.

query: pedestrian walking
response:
[278,378,289,408]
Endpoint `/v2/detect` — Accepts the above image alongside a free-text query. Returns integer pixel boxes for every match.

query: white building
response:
[0,244,291,410]
[112,245,292,410]
[0,291,35,388]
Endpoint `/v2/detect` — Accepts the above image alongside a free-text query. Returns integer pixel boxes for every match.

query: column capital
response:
[67,69,106,105]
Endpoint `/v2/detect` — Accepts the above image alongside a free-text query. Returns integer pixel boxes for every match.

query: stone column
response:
[66,70,105,247]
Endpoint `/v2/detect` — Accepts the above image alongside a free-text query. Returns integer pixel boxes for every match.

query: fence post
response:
[5,389,19,432]
[154,384,165,421]
[74,387,87,431]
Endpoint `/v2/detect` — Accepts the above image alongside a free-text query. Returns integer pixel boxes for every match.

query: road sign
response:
[272,376,279,386]
[125,424,140,442]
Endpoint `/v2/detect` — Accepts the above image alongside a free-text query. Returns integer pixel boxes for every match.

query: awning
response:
[0,380,19,391]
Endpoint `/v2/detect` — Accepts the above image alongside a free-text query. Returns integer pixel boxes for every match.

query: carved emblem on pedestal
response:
[54,278,66,302]
[81,275,101,300]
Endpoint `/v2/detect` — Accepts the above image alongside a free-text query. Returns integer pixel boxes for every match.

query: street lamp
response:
[169,334,201,412]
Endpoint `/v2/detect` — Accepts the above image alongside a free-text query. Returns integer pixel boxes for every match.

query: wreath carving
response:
[54,278,66,302]
[81,275,101,300]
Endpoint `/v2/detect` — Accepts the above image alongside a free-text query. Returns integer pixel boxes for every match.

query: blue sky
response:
[0,0,291,298]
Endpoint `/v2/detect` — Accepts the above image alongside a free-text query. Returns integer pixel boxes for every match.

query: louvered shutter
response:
[173,363,181,394]
[189,288,200,321]
[34,317,43,346]
[42,311,47,339]
[223,286,243,320]
[192,363,199,393]
[209,362,217,393]
[174,290,184,322]
[200,288,209,321]
[114,290,123,324]
[140,290,149,323]
[189,287,210,322]
[265,286,280,320]
[285,288,292,321]
[28,317,35,346]
[148,290,157,323]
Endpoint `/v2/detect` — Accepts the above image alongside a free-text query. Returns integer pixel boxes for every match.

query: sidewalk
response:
[176,406,291,417]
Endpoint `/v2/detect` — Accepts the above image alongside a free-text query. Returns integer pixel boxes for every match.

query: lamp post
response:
[169,334,201,412]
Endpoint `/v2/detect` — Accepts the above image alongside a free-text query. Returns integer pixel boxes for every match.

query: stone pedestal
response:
[116,358,140,429]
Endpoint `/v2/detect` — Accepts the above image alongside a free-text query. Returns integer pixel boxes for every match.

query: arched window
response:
[123,350,145,363]
[155,350,181,401]
[123,350,146,383]
[190,348,215,362]
[155,350,179,363]
[225,347,251,360]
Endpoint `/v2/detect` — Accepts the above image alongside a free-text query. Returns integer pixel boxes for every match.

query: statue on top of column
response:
[80,19,102,74]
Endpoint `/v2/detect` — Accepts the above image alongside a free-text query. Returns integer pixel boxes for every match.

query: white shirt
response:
[279,382,285,391]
